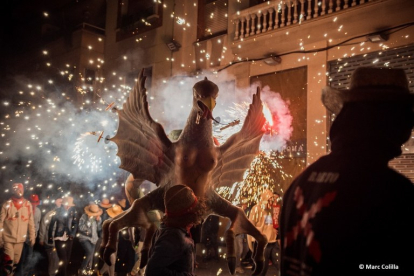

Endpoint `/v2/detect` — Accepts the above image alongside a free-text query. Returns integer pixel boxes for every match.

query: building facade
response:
[101,0,414,182]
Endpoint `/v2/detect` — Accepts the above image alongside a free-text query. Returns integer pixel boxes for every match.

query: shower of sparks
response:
[2,0,411,219]
[216,151,302,207]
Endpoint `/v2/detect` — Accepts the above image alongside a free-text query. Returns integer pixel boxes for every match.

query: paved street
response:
[195,257,279,276]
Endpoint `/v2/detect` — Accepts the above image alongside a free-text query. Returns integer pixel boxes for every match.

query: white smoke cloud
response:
[144,70,292,152]
[0,69,292,200]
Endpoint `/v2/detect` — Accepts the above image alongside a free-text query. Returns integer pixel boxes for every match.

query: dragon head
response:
[192,77,218,121]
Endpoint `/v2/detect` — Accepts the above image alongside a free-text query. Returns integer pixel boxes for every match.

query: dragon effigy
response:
[100,69,268,275]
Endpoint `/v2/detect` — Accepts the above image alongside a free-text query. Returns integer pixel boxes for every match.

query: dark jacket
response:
[47,206,78,243]
[77,213,102,242]
[280,103,414,276]
[146,223,195,276]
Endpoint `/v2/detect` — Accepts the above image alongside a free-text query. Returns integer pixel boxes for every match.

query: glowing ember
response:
[263,103,273,126]
[262,102,277,134]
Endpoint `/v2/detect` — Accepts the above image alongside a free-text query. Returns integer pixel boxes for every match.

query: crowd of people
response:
[0,185,148,276]
[0,183,280,276]
[1,67,414,276]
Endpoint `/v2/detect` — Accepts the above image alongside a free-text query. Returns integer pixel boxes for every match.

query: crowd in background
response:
[0,183,154,276]
[0,182,281,276]
[3,67,414,276]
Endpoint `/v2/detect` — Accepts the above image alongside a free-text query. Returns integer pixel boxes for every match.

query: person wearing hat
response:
[39,198,62,276]
[0,183,36,275]
[99,198,112,222]
[94,198,112,273]
[48,196,78,276]
[145,185,205,276]
[15,194,43,276]
[77,203,103,275]
[28,194,41,236]
[280,67,414,276]
[98,204,123,276]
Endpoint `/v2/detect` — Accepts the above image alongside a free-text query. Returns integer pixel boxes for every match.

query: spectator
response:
[39,198,63,276]
[280,67,414,275]
[249,189,280,276]
[95,198,112,273]
[234,198,250,273]
[129,209,161,276]
[15,194,42,276]
[98,204,123,276]
[201,215,220,261]
[77,203,102,275]
[145,185,205,275]
[113,196,135,274]
[0,183,35,276]
[48,196,78,276]
[98,198,112,223]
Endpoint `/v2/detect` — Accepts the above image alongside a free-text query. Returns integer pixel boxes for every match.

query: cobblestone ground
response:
[195,256,280,276]
[26,242,279,276]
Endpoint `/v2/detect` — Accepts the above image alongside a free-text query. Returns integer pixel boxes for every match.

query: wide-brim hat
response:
[99,198,112,208]
[322,67,413,114]
[106,204,123,218]
[62,196,75,207]
[84,203,103,217]
[118,199,127,209]
[164,185,198,219]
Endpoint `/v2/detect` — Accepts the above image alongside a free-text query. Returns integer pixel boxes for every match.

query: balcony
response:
[230,0,413,58]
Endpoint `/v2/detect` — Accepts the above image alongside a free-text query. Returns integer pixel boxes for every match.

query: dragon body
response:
[101,70,268,275]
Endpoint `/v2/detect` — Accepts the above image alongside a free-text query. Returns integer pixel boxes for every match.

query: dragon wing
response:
[212,87,266,188]
[110,69,174,185]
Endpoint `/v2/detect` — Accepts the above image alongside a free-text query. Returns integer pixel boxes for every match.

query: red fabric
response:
[11,197,24,210]
[29,194,40,212]
[29,194,39,204]
[165,197,198,218]
[272,203,281,229]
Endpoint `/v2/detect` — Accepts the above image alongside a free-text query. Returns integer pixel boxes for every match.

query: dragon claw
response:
[98,246,105,260]
[251,260,264,275]
[227,256,236,275]
[103,247,116,265]
[139,249,149,269]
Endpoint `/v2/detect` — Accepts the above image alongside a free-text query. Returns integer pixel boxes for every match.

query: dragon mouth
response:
[197,100,214,120]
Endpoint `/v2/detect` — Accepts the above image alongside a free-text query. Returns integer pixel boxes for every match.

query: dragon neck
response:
[180,108,214,145]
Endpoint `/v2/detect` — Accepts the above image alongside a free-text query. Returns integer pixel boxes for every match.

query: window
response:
[197,0,228,40]
[116,0,163,41]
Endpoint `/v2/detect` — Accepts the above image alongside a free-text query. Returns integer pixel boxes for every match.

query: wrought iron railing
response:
[233,0,376,40]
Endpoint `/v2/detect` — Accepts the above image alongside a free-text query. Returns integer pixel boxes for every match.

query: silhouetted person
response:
[98,204,123,276]
[201,215,220,261]
[146,185,205,275]
[39,198,62,276]
[280,67,414,276]
[48,197,78,276]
